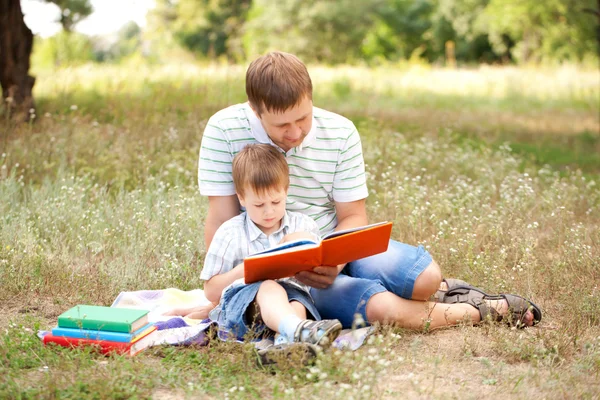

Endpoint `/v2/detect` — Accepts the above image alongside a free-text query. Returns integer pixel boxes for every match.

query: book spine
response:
[57,317,132,333]
[43,334,131,355]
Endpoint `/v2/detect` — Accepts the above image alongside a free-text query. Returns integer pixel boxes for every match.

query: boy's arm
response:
[205,195,240,248]
[203,262,245,304]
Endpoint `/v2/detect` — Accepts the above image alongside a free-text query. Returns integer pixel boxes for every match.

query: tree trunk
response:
[0,0,35,122]
[583,0,600,55]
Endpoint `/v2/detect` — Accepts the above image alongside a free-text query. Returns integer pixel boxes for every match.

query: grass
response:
[0,62,599,398]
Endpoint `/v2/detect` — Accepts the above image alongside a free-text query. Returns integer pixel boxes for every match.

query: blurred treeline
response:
[33,0,599,68]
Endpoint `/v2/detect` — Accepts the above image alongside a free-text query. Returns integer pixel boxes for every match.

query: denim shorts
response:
[310,240,432,328]
[219,280,320,340]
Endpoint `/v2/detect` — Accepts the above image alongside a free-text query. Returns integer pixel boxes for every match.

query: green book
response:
[57,305,149,333]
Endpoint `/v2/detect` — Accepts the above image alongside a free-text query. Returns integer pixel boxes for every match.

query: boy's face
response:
[238,186,287,236]
[253,96,313,152]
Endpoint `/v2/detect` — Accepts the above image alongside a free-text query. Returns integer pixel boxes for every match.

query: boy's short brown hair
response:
[246,51,313,116]
[233,144,289,198]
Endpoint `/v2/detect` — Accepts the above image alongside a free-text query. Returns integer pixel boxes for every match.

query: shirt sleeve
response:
[200,224,244,281]
[198,116,236,196]
[332,125,369,202]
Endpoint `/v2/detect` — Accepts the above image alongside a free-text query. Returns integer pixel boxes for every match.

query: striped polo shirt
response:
[198,102,368,235]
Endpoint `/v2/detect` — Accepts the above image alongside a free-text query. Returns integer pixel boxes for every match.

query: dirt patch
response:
[0,295,65,329]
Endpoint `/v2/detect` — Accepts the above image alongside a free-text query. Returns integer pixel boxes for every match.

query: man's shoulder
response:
[312,106,356,130]
[208,103,251,128]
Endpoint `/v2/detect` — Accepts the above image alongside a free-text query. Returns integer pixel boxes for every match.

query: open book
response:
[244,221,393,284]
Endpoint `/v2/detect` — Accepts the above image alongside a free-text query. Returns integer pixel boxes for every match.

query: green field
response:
[1,63,599,399]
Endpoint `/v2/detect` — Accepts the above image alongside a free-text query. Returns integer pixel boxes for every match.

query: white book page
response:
[322,221,388,240]
[247,239,319,258]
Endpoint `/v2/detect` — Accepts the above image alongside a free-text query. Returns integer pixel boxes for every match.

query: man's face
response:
[254,96,313,152]
[238,186,287,236]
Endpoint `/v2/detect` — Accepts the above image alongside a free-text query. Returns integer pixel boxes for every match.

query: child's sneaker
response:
[294,319,342,347]
[256,342,319,367]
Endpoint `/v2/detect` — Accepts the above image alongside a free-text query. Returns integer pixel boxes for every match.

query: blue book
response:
[51,322,156,343]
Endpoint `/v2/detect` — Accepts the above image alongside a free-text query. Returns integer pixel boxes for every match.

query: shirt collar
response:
[245,211,291,242]
[245,102,317,154]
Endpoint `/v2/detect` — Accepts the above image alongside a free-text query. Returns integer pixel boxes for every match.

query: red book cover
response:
[43,327,158,356]
[244,222,392,284]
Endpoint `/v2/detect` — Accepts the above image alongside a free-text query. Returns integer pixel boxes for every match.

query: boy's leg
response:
[256,280,342,346]
[255,280,304,332]
[289,300,307,319]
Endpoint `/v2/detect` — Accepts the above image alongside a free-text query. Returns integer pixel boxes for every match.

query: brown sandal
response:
[433,278,479,302]
[442,286,543,328]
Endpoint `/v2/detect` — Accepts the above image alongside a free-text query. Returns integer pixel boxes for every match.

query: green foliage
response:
[243,0,379,63]
[31,31,95,68]
[479,0,599,63]
[148,0,251,61]
[142,0,599,65]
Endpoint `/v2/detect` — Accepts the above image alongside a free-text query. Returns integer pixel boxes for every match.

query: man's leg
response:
[311,273,535,330]
[345,240,440,300]
[412,260,442,301]
[365,291,534,329]
[365,292,475,329]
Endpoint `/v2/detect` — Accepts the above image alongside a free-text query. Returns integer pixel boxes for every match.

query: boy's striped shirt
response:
[198,102,368,235]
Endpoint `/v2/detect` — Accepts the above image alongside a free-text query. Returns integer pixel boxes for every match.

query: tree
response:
[0,0,35,121]
[44,0,92,33]
[244,0,380,64]
[583,0,600,54]
[478,0,598,63]
[148,0,251,61]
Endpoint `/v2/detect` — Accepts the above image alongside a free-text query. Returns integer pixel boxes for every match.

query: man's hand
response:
[295,264,345,289]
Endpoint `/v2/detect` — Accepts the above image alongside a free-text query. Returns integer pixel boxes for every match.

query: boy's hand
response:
[162,303,216,319]
[295,264,345,289]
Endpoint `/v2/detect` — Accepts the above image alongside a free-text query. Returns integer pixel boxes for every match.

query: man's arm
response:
[204,195,240,248]
[295,199,368,288]
[332,198,368,232]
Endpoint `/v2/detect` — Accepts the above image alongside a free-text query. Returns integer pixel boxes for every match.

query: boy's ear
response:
[237,193,245,207]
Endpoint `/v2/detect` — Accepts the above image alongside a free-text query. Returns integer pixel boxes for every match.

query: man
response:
[194,51,541,330]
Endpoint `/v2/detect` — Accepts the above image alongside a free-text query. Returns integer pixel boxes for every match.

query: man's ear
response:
[248,102,261,119]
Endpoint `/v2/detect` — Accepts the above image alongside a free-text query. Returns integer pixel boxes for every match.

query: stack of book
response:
[43,305,158,356]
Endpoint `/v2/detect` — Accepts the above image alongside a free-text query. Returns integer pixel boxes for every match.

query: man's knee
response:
[412,260,442,301]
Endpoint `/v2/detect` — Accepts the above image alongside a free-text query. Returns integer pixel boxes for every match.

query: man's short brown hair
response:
[246,51,313,116]
[233,144,289,198]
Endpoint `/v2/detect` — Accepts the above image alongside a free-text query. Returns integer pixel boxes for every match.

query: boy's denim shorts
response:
[310,240,433,328]
[219,280,320,340]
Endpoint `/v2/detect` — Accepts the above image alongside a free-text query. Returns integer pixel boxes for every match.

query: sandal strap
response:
[435,279,490,303]
[444,287,542,327]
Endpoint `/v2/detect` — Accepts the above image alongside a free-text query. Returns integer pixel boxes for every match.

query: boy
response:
[200,144,342,356]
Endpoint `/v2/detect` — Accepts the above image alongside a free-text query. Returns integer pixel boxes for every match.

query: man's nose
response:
[290,123,302,138]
